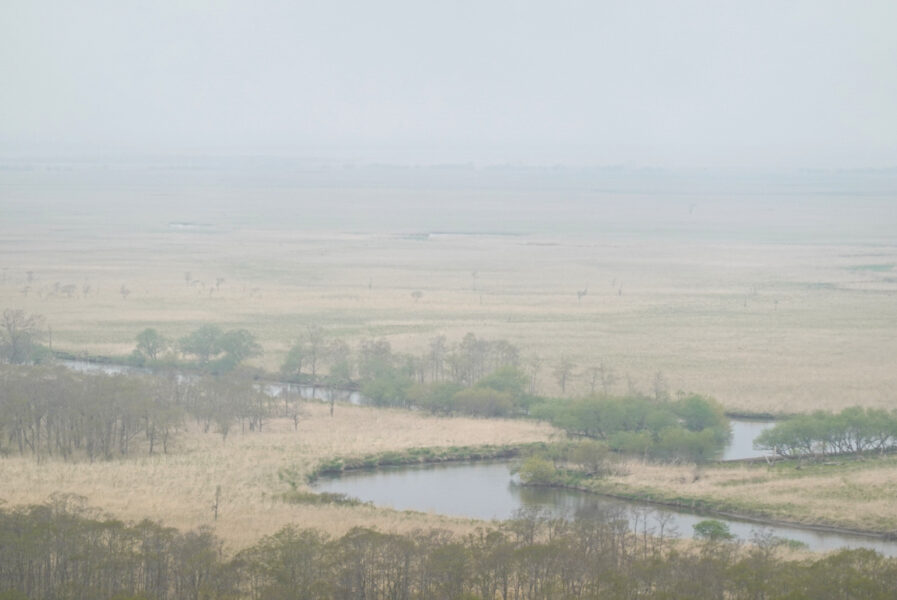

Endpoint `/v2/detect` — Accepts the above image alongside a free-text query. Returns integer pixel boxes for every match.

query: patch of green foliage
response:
[693,519,735,541]
[307,443,539,481]
[755,406,897,458]
[533,393,730,462]
[277,490,366,506]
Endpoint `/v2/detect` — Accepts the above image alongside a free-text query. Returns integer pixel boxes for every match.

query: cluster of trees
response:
[0,497,235,600]
[359,335,530,416]
[400,366,535,417]
[131,325,262,373]
[0,365,183,460]
[280,330,522,390]
[755,407,897,458]
[278,330,529,416]
[532,394,730,462]
[2,499,896,600]
[0,365,281,460]
[516,440,616,487]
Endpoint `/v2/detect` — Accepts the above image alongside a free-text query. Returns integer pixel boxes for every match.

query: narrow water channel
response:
[315,461,897,556]
[57,359,895,553]
[61,360,772,461]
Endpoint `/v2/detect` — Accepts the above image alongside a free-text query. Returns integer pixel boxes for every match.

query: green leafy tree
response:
[452,387,514,417]
[216,329,262,364]
[361,367,413,407]
[282,325,327,383]
[517,456,560,486]
[693,519,734,541]
[179,325,223,364]
[135,328,168,361]
[280,343,306,379]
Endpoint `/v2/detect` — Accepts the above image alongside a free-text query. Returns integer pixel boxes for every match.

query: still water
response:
[723,419,775,460]
[315,460,897,556]
[58,359,894,553]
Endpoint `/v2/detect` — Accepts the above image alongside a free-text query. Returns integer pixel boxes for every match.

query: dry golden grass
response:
[2,223,896,414]
[3,175,896,545]
[596,457,897,533]
[0,404,555,550]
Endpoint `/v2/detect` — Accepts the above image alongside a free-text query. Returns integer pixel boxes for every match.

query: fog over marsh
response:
[2,1,896,169]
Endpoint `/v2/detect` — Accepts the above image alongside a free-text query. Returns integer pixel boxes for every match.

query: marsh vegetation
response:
[2,165,897,598]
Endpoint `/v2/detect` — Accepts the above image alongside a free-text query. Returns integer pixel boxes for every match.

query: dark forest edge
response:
[1,497,896,600]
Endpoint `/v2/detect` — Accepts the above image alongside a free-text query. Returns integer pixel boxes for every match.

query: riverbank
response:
[579,454,897,537]
[303,442,545,482]
[301,435,897,551]
[523,475,897,541]
[0,405,555,549]
[21,355,897,542]
[313,456,897,555]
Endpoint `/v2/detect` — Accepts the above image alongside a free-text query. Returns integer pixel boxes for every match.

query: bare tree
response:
[1,309,45,364]
[553,356,576,395]
[577,287,588,304]
[587,362,617,396]
[653,371,669,401]
[212,485,221,521]
[527,354,543,395]
[428,335,447,382]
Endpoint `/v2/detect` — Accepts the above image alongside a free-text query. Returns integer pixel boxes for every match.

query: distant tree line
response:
[3,322,734,462]
[279,329,531,417]
[0,365,277,460]
[131,325,262,373]
[2,498,896,600]
[755,407,897,458]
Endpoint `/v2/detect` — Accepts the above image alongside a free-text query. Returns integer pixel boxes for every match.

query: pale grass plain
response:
[594,457,897,534]
[3,209,897,415]
[2,167,897,545]
[0,403,555,550]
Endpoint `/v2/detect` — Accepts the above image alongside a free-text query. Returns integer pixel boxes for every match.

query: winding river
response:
[59,359,895,554]
[314,460,897,556]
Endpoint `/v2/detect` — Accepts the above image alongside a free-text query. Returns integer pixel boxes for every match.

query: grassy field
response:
[2,166,896,414]
[0,404,555,550]
[589,455,897,534]
[2,164,896,547]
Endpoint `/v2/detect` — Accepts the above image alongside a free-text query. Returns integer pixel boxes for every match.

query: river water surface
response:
[60,359,893,553]
[315,460,897,555]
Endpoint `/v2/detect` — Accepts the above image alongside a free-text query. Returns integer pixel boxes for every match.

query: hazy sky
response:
[2,1,896,168]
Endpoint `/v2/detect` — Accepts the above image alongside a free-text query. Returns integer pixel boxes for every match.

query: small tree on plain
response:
[136,328,168,361]
[0,309,45,364]
[553,356,576,395]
